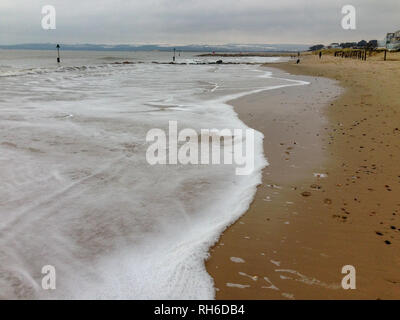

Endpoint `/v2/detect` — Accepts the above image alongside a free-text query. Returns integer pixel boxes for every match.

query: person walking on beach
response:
[319,51,322,59]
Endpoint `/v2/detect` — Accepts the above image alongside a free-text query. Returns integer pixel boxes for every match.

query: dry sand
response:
[206,52,400,300]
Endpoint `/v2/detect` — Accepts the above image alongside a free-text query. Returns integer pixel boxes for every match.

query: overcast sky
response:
[0,0,399,45]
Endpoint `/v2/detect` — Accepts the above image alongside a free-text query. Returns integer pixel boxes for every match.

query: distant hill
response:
[0,43,310,52]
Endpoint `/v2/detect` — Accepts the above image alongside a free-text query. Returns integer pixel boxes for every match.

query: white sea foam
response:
[226,283,250,289]
[0,51,308,299]
[230,257,246,264]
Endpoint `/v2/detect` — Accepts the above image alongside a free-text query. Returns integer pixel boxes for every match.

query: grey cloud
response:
[0,0,399,45]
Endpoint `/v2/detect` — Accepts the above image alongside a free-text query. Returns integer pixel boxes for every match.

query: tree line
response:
[309,40,378,51]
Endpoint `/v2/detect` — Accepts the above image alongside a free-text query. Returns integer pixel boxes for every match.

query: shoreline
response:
[206,53,400,299]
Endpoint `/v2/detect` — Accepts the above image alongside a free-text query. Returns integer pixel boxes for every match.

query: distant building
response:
[385,30,400,51]
[386,33,395,43]
[327,43,342,49]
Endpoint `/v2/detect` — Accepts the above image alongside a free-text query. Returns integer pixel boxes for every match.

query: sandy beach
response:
[207,52,400,300]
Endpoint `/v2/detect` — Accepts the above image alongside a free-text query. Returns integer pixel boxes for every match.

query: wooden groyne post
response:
[333,48,379,62]
[56,44,60,63]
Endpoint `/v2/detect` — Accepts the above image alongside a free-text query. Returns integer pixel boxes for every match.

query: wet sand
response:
[206,53,400,299]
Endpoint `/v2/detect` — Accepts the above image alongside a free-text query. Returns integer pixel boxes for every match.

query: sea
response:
[0,49,308,299]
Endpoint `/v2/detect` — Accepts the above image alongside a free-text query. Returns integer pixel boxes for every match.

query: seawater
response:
[0,50,308,299]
